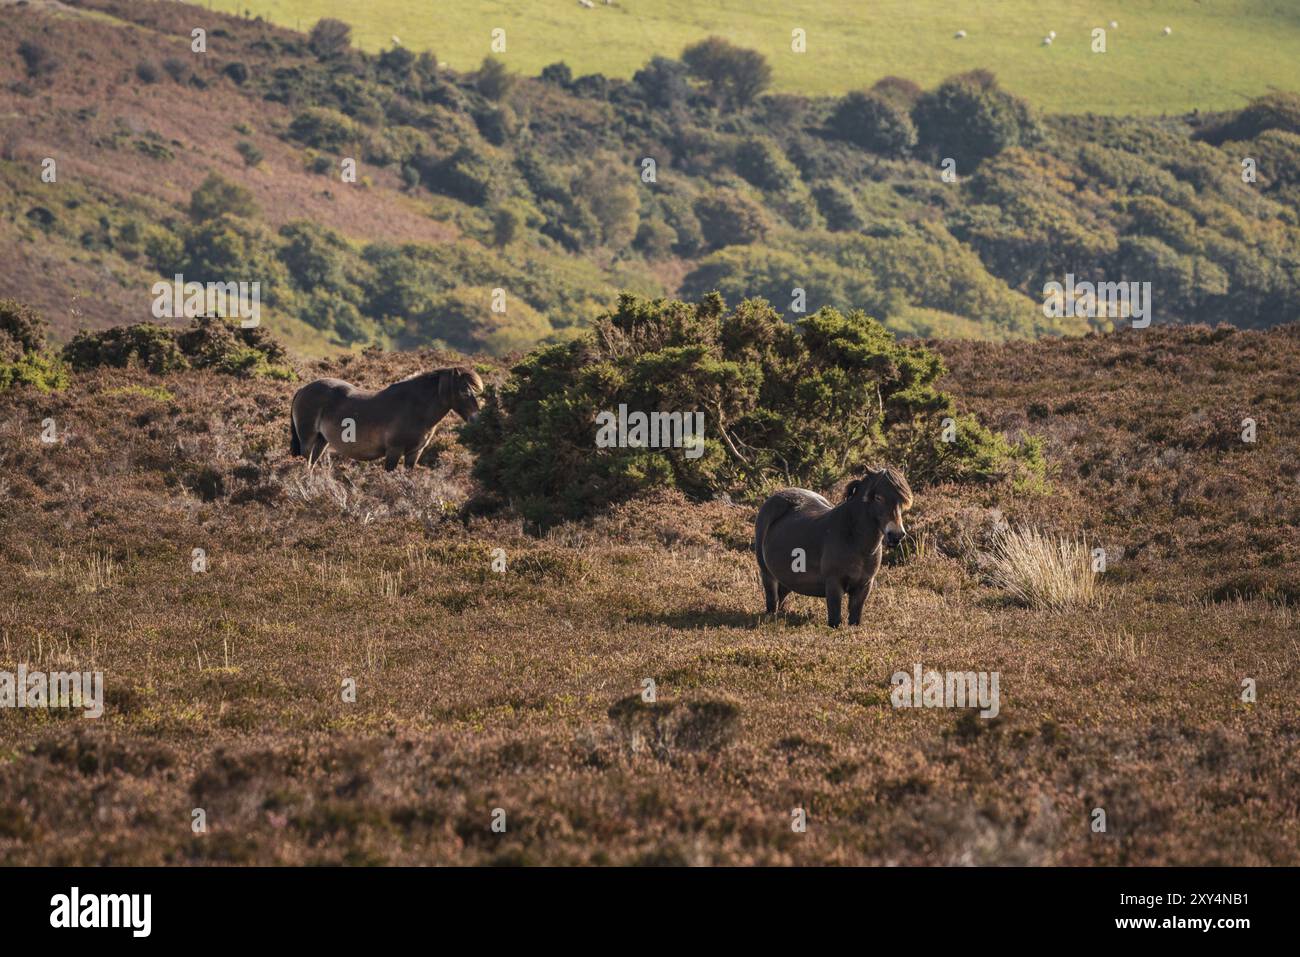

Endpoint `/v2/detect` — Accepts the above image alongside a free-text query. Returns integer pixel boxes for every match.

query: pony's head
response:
[439,366,484,422]
[844,466,913,548]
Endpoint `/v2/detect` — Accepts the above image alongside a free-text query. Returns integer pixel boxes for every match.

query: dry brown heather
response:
[1,325,1298,866]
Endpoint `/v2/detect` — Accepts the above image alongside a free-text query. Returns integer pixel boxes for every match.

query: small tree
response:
[540,62,573,87]
[681,37,771,109]
[829,91,917,157]
[189,173,259,222]
[633,56,691,109]
[812,182,865,232]
[572,161,641,248]
[309,18,352,59]
[694,189,769,249]
[912,71,1035,167]
[476,57,516,102]
[491,207,520,248]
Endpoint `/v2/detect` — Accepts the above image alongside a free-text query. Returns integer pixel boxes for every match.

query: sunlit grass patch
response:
[987,526,1098,612]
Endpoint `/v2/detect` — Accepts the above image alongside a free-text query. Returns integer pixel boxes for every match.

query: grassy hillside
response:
[6,1,1300,359]
[1,322,1296,864]
[207,0,1300,114]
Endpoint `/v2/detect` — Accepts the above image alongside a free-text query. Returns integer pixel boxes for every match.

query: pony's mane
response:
[845,466,913,506]
[403,366,484,394]
[876,466,913,507]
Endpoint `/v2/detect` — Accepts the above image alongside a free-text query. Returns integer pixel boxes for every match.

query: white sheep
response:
[1043,36,1053,46]
[1163,26,1172,35]
[1109,20,1118,29]
[955,30,967,39]
[1048,30,1057,39]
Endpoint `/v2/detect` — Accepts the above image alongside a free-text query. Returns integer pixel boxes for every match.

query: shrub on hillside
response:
[236,141,263,167]
[681,37,771,110]
[161,57,189,83]
[0,299,67,393]
[812,182,866,232]
[870,76,923,109]
[0,298,48,359]
[278,221,355,292]
[829,91,918,157]
[473,104,517,146]
[694,190,770,249]
[175,217,292,311]
[288,107,362,151]
[419,146,498,204]
[189,173,259,222]
[18,40,59,79]
[491,207,520,247]
[1251,129,1300,189]
[0,353,68,393]
[540,62,573,88]
[462,293,1042,525]
[476,58,516,102]
[734,137,801,192]
[308,18,352,60]
[912,71,1036,167]
[571,161,641,249]
[1195,92,1300,146]
[634,219,678,260]
[63,318,293,379]
[633,56,691,109]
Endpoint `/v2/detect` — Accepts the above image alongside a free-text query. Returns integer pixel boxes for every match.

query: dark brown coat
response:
[754,466,913,627]
[289,367,483,470]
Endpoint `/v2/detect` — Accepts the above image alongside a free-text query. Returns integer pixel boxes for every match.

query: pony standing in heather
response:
[289,366,483,470]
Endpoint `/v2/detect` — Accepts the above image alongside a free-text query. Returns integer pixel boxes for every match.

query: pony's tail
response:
[289,413,303,457]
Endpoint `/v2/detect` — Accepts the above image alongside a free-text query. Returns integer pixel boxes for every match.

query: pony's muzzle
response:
[885,529,906,549]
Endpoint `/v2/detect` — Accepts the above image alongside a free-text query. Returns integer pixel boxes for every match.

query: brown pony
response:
[289,366,483,470]
[754,466,913,627]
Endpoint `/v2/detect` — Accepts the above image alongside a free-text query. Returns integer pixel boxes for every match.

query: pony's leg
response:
[847,579,874,626]
[825,582,844,628]
[383,448,401,471]
[761,569,780,614]
[406,434,433,468]
[776,584,791,614]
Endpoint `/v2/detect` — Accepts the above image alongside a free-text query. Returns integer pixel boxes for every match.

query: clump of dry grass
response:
[75,551,116,594]
[987,526,1097,612]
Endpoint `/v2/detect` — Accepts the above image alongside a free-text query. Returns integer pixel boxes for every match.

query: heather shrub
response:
[0,298,47,359]
[63,317,293,379]
[0,300,67,392]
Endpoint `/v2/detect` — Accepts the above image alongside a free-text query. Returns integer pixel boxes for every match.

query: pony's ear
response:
[844,479,861,501]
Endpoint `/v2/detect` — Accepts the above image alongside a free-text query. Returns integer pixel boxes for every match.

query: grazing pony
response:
[754,466,913,627]
[289,366,483,470]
